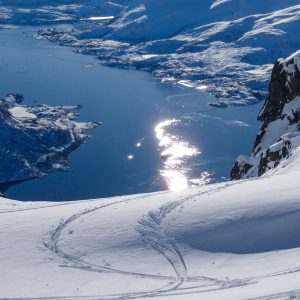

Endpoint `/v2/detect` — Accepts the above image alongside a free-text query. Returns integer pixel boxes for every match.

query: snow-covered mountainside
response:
[2,162,300,299]
[231,51,300,180]
[0,0,129,25]
[0,93,100,184]
[2,0,300,106]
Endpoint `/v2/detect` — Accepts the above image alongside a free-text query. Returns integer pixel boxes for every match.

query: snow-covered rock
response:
[231,51,300,179]
[0,93,100,184]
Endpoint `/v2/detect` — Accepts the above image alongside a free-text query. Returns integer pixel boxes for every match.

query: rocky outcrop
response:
[0,94,100,184]
[231,51,300,180]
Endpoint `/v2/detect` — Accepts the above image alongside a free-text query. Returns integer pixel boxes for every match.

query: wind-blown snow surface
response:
[3,0,300,106]
[2,164,300,299]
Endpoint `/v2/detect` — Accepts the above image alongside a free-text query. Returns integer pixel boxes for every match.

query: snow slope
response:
[5,0,300,106]
[2,166,300,299]
[0,0,129,25]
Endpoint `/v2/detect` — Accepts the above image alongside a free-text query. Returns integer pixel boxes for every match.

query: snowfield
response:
[2,166,300,299]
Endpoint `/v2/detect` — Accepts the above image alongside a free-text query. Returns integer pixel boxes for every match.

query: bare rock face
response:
[0,94,100,184]
[231,51,300,180]
[258,55,300,123]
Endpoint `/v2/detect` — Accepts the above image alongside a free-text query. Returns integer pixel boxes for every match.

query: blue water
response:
[0,27,262,201]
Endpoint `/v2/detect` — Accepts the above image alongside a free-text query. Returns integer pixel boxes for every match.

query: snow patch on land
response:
[8,106,37,119]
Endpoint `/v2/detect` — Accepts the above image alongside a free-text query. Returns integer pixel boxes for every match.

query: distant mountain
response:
[105,0,300,42]
[3,0,299,106]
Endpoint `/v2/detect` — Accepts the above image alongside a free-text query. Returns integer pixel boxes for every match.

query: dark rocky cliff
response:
[231,51,300,180]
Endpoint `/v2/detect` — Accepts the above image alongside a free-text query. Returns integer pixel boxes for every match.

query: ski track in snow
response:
[40,182,256,299]
[135,184,238,284]
[2,178,300,299]
[44,193,184,300]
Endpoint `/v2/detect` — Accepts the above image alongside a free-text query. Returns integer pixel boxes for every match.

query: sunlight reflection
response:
[161,170,188,192]
[155,119,209,192]
[189,172,211,187]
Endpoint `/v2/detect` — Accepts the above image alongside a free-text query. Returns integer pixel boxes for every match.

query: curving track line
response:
[44,182,253,299]
[44,192,187,299]
[38,178,300,299]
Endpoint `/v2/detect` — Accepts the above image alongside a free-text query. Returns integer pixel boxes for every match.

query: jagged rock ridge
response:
[231,50,300,179]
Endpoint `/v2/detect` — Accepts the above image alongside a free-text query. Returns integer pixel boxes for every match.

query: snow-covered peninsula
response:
[0,93,100,184]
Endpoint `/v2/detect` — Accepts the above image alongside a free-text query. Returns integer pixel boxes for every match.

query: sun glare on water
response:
[155,119,210,192]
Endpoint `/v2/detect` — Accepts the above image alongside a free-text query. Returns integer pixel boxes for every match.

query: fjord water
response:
[0,27,261,201]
